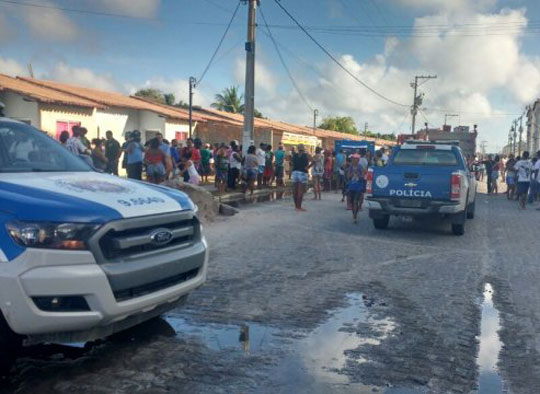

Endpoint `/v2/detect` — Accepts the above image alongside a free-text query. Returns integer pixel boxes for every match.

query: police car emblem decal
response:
[55,179,135,194]
[376,175,389,189]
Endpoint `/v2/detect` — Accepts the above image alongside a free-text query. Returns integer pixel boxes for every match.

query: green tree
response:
[134,88,166,104]
[175,100,190,110]
[163,93,176,106]
[211,86,245,113]
[319,116,358,135]
[254,108,264,119]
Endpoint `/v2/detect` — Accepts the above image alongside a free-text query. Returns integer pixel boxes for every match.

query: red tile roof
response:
[18,77,198,122]
[0,73,103,108]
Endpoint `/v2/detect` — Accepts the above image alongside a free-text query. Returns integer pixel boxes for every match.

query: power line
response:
[273,0,409,108]
[259,5,313,112]
[3,0,540,37]
[0,0,229,25]
[201,0,233,13]
[197,0,241,84]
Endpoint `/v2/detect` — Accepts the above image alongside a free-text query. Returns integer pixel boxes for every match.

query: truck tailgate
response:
[373,166,454,201]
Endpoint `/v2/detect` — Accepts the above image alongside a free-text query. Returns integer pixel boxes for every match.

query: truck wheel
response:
[466,201,475,219]
[452,223,465,236]
[0,313,21,377]
[373,216,390,230]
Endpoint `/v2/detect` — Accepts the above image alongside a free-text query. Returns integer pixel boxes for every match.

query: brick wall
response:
[195,121,276,147]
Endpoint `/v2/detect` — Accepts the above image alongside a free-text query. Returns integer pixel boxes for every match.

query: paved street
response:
[3,185,540,394]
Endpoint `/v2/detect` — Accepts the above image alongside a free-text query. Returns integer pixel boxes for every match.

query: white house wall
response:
[139,110,165,143]
[95,107,139,139]
[1,91,40,126]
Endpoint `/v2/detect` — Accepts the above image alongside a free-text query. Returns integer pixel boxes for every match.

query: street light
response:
[512,125,517,156]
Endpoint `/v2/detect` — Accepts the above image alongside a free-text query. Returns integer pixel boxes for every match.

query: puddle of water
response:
[477,283,504,394]
[299,293,395,384]
[164,315,276,354]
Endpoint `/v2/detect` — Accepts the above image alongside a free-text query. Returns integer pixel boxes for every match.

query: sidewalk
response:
[199,182,292,203]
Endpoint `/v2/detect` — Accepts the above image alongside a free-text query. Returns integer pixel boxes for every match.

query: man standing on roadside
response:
[256,143,266,188]
[380,147,388,164]
[291,144,311,212]
[126,130,144,180]
[514,151,532,209]
[105,130,121,175]
[335,149,346,192]
[66,126,92,165]
[483,155,495,194]
[155,132,172,179]
[274,143,286,187]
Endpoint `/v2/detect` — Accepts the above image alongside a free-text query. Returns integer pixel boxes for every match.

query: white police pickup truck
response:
[366,141,476,235]
[0,118,208,373]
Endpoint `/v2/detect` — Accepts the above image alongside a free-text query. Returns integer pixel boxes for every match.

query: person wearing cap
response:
[291,144,312,211]
[346,152,368,223]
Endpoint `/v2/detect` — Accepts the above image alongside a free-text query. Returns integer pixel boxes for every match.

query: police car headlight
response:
[193,204,199,216]
[6,222,100,250]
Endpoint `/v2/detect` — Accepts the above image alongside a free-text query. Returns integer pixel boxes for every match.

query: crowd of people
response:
[473,151,540,210]
[57,126,391,221]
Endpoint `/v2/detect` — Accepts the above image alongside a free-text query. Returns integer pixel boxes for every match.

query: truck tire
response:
[452,223,465,236]
[373,215,390,230]
[0,313,21,377]
[466,201,475,219]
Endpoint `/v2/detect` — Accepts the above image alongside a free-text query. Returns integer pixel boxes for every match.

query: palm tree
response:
[211,86,245,113]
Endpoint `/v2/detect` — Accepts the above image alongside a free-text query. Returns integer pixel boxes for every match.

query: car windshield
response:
[0,121,92,173]
[393,149,458,166]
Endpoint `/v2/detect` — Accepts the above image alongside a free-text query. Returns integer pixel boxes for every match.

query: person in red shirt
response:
[145,138,166,184]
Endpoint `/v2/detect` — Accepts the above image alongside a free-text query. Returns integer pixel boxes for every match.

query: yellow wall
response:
[39,104,96,139]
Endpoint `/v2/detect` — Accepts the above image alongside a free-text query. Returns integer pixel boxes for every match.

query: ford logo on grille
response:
[150,228,174,246]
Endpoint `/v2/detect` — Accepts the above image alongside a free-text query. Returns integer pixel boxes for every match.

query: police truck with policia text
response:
[365,141,476,235]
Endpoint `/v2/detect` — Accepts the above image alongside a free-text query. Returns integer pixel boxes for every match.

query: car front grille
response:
[98,218,197,261]
[89,211,200,264]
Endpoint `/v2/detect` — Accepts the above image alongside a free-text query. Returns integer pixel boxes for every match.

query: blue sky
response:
[1,0,540,151]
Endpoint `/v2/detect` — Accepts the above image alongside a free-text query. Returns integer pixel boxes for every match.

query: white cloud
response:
[234,56,278,97]
[251,4,537,151]
[95,0,161,18]
[22,0,79,42]
[0,57,26,77]
[45,63,119,91]
[394,0,496,13]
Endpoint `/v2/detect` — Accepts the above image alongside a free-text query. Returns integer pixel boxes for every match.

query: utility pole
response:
[242,0,258,155]
[364,122,368,135]
[512,122,517,156]
[313,109,319,131]
[189,76,196,138]
[411,75,437,134]
[518,116,523,156]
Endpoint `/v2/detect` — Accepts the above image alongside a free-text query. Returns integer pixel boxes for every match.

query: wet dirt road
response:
[2,188,540,394]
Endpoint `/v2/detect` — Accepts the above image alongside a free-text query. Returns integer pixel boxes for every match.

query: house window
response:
[55,121,81,140]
